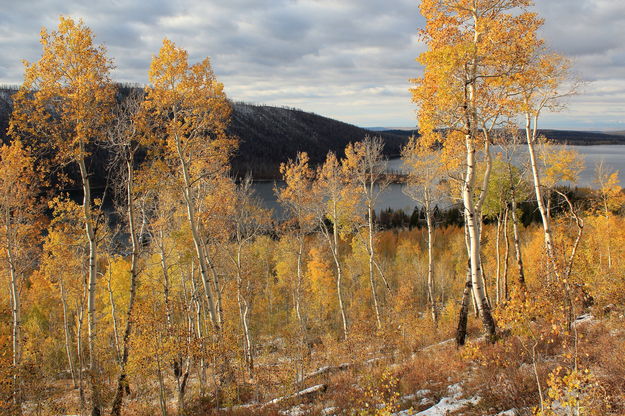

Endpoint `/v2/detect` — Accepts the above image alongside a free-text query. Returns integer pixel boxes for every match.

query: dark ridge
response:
[376,129,418,138]
[0,86,407,182]
[228,102,408,179]
[537,129,625,145]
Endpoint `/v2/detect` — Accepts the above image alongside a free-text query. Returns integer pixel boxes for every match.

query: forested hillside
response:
[229,103,407,178]
[0,86,406,181]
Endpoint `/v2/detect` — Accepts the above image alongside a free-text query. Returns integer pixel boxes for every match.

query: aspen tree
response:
[108,91,149,416]
[313,152,360,339]
[0,141,42,413]
[343,136,389,330]
[413,0,543,342]
[9,17,115,415]
[277,153,317,338]
[593,163,625,269]
[513,49,576,279]
[144,39,235,331]
[228,176,270,376]
[401,137,446,323]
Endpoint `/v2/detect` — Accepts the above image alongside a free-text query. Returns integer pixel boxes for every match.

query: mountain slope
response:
[229,102,407,178]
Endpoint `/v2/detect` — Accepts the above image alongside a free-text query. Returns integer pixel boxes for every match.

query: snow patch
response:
[280,404,307,416]
[572,314,594,326]
[494,410,518,416]
[400,389,431,403]
[394,384,480,416]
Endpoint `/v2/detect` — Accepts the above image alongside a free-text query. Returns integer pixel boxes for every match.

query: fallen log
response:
[263,384,327,407]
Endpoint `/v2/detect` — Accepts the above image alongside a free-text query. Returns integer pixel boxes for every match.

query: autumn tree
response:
[592,162,624,269]
[227,176,270,375]
[483,151,531,300]
[343,136,389,330]
[277,153,317,338]
[39,197,89,409]
[143,38,235,332]
[413,0,544,343]
[0,140,43,412]
[107,90,150,416]
[313,152,360,339]
[9,17,115,415]
[512,44,576,279]
[401,137,446,322]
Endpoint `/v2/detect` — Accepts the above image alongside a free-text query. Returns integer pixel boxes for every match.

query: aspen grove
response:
[1,9,625,416]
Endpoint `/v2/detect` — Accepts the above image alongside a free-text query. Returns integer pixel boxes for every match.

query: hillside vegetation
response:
[1,5,625,416]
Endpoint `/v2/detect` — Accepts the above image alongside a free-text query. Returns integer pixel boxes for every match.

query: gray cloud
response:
[0,0,622,128]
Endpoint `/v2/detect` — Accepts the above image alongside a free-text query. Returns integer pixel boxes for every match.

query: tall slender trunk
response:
[6,215,21,412]
[456,260,473,346]
[77,276,87,411]
[463,140,496,341]
[175,134,219,330]
[425,199,437,323]
[77,151,101,416]
[59,278,78,388]
[236,244,254,375]
[502,208,510,301]
[107,272,121,364]
[525,112,558,280]
[205,251,224,328]
[111,158,141,416]
[328,200,348,339]
[189,262,207,396]
[462,31,497,340]
[158,232,173,329]
[495,213,502,305]
[456,222,472,345]
[509,180,526,290]
[294,236,305,334]
[367,203,382,330]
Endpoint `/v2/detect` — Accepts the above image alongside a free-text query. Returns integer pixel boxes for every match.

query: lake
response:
[254,144,625,217]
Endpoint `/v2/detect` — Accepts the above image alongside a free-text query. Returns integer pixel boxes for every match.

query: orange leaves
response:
[278,152,317,230]
[315,151,362,234]
[10,16,115,163]
[540,144,584,189]
[412,0,547,140]
[144,38,235,185]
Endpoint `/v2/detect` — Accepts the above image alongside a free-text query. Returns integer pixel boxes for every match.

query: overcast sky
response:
[0,0,623,130]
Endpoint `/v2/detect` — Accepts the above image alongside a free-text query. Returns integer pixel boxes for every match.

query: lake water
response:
[254,145,625,217]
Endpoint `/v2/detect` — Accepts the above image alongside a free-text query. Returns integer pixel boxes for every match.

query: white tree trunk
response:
[425,199,437,323]
[111,158,142,416]
[175,135,219,330]
[330,201,348,339]
[77,153,101,416]
[59,278,77,388]
[525,113,558,279]
[367,203,382,330]
[5,215,21,411]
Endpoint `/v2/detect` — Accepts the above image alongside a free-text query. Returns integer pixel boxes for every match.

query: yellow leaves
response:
[278,152,317,228]
[10,16,115,163]
[358,369,401,416]
[535,367,602,416]
[413,0,552,154]
[594,164,625,214]
[144,38,235,184]
[0,140,41,213]
[540,144,584,189]
[306,246,336,314]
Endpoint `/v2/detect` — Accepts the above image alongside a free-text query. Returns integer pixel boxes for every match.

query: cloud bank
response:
[0,0,622,129]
